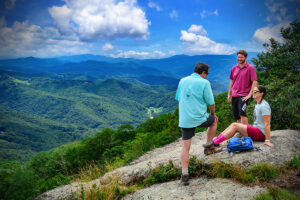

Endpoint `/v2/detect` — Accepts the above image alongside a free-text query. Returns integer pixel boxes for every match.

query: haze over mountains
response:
[0,53,257,161]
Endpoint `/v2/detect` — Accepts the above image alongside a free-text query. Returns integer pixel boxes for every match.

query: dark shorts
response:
[246,124,265,141]
[181,114,215,140]
[232,96,249,120]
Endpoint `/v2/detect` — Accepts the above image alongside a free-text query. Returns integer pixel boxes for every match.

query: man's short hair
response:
[194,62,210,74]
[237,50,248,58]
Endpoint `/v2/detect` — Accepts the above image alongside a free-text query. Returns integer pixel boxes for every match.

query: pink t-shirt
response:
[230,63,257,97]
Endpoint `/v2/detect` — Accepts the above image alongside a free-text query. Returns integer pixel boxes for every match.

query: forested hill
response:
[0,51,251,161]
[0,70,178,161]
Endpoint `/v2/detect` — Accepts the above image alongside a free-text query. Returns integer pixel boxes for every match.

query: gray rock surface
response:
[123,176,266,200]
[34,130,300,200]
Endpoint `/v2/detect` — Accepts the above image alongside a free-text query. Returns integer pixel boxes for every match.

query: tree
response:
[252,20,300,130]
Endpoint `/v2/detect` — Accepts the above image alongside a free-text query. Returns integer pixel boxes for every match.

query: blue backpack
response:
[227,136,253,153]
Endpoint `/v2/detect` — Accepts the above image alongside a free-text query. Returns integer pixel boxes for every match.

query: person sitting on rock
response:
[204,85,274,149]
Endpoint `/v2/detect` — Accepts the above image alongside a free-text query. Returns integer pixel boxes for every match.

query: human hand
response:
[214,114,218,123]
[264,141,274,147]
[241,94,251,101]
[227,95,231,103]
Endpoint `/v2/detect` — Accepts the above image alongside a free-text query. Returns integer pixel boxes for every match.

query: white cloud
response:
[200,9,219,18]
[48,5,73,34]
[110,50,169,59]
[264,0,290,23]
[102,42,115,51]
[168,50,176,56]
[0,20,90,58]
[0,16,6,27]
[169,10,178,20]
[49,0,150,40]
[253,22,289,43]
[188,25,208,36]
[5,0,16,10]
[280,8,287,18]
[180,25,235,55]
[148,1,161,11]
[214,9,219,15]
[265,0,283,13]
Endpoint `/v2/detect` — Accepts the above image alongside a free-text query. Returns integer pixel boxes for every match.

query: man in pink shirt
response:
[227,50,257,124]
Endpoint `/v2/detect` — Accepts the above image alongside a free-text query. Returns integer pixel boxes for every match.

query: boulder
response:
[34,130,299,200]
[123,176,266,200]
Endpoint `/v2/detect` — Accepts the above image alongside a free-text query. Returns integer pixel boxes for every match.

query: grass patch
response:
[288,154,300,170]
[68,156,300,199]
[12,78,30,85]
[72,161,104,183]
[143,160,180,185]
[143,156,203,185]
[142,157,293,187]
[205,161,255,184]
[255,187,299,200]
[247,163,279,182]
[66,177,137,200]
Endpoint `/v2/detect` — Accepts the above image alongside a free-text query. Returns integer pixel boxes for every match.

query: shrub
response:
[255,187,299,200]
[205,161,254,184]
[247,163,279,182]
[67,177,134,200]
[144,160,180,185]
[289,155,300,170]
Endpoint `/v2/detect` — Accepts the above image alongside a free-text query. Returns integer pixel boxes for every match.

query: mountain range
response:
[0,53,258,161]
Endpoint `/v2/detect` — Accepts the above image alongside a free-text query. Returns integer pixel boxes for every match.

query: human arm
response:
[242,66,257,101]
[242,80,257,101]
[262,115,273,147]
[227,80,233,103]
[204,82,218,122]
[209,104,218,123]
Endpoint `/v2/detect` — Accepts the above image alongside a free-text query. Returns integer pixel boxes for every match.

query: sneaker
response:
[180,174,189,185]
[204,146,223,155]
[203,141,218,149]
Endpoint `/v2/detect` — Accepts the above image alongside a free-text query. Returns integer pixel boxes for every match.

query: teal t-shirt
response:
[253,99,271,135]
[175,73,215,128]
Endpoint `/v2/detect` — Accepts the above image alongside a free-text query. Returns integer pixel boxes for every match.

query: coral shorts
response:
[246,124,265,141]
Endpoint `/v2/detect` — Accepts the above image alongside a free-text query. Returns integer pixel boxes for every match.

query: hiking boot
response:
[203,141,218,149]
[204,146,223,155]
[180,174,189,186]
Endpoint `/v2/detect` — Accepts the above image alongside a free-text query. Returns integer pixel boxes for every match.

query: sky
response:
[0,0,299,59]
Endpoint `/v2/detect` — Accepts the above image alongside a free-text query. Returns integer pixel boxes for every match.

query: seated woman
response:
[205,85,274,149]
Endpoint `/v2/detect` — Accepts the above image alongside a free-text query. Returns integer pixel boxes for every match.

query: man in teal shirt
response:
[175,62,222,185]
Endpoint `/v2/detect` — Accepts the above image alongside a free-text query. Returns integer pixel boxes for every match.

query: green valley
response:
[0,70,177,161]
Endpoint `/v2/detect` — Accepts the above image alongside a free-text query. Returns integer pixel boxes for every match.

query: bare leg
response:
[206,120,217,142]
[221,124,233,134]
[221,123,248,139]
[181,139,191,169]
[240,115,248,124]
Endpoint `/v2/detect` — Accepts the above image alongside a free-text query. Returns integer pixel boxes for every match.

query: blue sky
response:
[0,0,299,59]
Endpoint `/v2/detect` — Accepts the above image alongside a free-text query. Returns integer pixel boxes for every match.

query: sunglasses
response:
[252,90,261,93]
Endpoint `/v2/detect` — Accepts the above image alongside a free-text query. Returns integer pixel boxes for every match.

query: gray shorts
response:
[181,114,215,140]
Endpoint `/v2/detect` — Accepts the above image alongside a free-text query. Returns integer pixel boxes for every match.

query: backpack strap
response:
[253,146,262,151]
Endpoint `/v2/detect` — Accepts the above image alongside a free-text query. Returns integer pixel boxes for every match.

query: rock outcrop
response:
[123,177,266,200]
[35,130,300,200]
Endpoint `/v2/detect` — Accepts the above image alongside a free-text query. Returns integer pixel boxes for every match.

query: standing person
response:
[175,62,222,186]
[228,50,257,124]
[205,85,273,148]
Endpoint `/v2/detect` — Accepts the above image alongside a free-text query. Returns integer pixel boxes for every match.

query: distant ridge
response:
[0,53,259,84]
